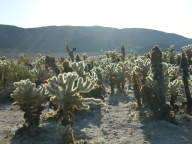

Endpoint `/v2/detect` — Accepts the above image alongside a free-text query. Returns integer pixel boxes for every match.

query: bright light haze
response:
[1,0,192,38]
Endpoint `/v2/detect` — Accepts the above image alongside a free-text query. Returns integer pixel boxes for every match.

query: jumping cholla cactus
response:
[105,50,121,62]
[163,46,177,64]
[103,63,117,94]
[11,79,47,128]
[32,57,54,85]
[132,57,151,106]
[46,72,102,126]
[102,60,130,94]
[0,59,32,88]
[182,45,192,65]
[71,61,86,77]
[83,67,106,100]
[167,79,182,111]
[114,62,129,92]
[45,56,60,74]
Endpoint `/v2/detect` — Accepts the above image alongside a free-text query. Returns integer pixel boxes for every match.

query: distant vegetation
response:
[0,24,191,55]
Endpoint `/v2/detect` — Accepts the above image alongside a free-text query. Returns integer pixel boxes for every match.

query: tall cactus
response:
[150,45,170,120]
[11,79,47,128]
[180,52,192,113]
[121,45,126,61]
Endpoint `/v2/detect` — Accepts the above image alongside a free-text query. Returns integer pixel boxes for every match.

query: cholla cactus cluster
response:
[130,45,184,120]
[0,58,32,88]
[131,57,151,106]
[182,45,192,65]
[105,50,121,62]
[11,79,47,127]
[10,58,104,143]
[4,43,192,142]
[101,60,131,93]
[31,56,54,85]
[163,46,177,64]
[46,72,102,125]
[45,56,60,74]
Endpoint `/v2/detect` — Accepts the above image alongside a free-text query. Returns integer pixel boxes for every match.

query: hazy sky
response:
[1,0,192,38]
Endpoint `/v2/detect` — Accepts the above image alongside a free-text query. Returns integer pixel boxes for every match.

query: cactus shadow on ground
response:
[108,90,134,106]
[10,121,83,144]
[74,105,103,140]
[138,108,192,144]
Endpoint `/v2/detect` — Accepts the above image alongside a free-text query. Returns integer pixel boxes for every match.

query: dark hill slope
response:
[0,25,191,53]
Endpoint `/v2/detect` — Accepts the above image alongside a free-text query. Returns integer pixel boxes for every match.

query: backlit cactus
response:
[71,61,86,77]
[149,45,170,120]
[114,62,128,92]
[0,59,32,88]
[182,45,192,65]
[32,57,54,85]
[103,63,117,94]
[46,72,102,125]
[11,79,47,127]
[132,57,151,106]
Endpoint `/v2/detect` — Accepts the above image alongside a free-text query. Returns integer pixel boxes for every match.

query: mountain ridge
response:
[0,24,191,54]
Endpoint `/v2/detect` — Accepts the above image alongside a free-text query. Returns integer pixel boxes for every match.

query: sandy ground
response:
[1,89,192,144]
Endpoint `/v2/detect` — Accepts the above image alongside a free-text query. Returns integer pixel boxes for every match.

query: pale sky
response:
[1,0,192,38]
